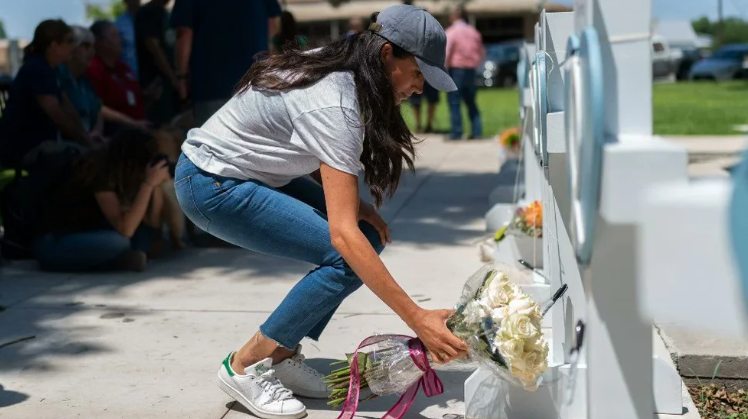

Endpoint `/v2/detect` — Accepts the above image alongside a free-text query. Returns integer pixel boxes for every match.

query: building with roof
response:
[282,0,572,45]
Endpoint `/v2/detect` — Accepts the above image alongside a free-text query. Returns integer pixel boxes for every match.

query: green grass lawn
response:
[654,81,748,135]
[401,88,520,139]
[402,81,748,137]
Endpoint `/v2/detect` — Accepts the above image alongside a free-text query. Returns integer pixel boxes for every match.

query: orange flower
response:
[524,201,543,228]
[499,127,520,147]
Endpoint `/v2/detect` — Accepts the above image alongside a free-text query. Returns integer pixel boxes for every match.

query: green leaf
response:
[494,225,508,242]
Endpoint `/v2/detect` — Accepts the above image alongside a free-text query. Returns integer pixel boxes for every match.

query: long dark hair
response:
[72,129,159,202]
[238,31,417,206]
[24,19,72,63]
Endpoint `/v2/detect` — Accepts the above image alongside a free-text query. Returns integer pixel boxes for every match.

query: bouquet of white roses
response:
[324,266,561,414]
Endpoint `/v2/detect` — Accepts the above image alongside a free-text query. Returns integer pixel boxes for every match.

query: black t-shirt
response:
[0,56,63,166]
[169,0,282,101]
[135,2,175,87]
[38,170,116,235]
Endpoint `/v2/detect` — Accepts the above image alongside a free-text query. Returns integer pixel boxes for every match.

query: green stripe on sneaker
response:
[223,353,235,377]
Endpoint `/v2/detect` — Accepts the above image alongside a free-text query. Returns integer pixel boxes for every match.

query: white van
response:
[652,35,679,80]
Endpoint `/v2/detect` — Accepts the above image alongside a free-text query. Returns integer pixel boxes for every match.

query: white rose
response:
[495,334,524,360]
[507,295,540,318]
[509,351,545,391]
[501,313,540,340]
[531,348,549,374]
[483,273,513,308]
[521,351,538,373]
[525,336,549,356]
[491,306,510,323]
[510,362,532,381]
[463,300,491,325]
[520,346,549,378]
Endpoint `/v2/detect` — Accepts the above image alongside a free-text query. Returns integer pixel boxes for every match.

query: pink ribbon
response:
[336,334,444,419]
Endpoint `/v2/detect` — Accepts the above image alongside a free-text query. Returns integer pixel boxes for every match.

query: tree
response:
[692,16,748,48]
[85,0,127,21]
[692,16,715,35]
[0,19,7,39]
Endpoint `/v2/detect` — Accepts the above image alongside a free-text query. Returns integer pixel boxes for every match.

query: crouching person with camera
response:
[33,129,171,272]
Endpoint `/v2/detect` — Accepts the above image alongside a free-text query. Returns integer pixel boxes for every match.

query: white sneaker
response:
[273,345,331,399]
[217,353,307,419]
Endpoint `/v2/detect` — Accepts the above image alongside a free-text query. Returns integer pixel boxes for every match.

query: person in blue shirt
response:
[115,0,141,77]
[0,19,94,170]
[57,26,104,140]
[170,0,282,125]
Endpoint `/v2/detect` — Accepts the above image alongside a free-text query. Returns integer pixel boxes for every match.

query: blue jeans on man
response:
[173,154,385,349]
[447,68,482,140]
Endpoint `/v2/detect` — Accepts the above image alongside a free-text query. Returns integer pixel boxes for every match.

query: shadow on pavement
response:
[0,384,29,408]
[0,166,499,379]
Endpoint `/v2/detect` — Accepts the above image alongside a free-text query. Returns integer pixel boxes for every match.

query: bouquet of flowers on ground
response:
[499,127,521,150]
[512,201,542,238]
[492,201,543,245]
[324,266,563,416]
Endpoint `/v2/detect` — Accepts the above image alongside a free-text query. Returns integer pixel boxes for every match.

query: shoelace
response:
[258,370,294,400]
[292,354,323,378]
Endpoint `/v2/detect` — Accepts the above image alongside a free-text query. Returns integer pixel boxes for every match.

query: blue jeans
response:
[173,154,385,349]
[447,68,482,139]
[34,226,153,272]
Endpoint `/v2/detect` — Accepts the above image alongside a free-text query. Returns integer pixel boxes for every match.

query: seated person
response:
[87,19,156,135]
[0,20,95,170]
[34,129,171,272]
[57,26,105,142]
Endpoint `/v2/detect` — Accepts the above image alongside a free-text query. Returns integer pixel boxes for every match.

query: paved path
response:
[0,135,499,419]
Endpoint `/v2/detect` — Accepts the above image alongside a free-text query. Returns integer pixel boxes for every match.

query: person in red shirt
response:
[88,19,156,134]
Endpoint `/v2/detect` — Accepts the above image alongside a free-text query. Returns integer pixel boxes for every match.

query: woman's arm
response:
[37,95,93,147]
[320,163,468,363]
[101,105,151,130]
[95,161,170,238]
[95,184,156,238]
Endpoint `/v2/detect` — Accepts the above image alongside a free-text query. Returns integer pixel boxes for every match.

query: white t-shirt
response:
[181,71,364,187]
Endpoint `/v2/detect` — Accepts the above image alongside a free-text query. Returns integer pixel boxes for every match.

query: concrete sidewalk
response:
[661,135,746,178]
[0,135,498,419]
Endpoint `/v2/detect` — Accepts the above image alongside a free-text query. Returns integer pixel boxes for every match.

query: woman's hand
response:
[358,202,391,246]
[409,308,469,365]
[145,160,171,188]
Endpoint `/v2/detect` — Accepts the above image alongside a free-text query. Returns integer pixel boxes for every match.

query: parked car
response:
[674,47,706,80]
[652,35,678,80]
[689,44,748,81]
[475,40,523,88]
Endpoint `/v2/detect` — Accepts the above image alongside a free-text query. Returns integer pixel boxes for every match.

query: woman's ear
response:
[380,43,393,64]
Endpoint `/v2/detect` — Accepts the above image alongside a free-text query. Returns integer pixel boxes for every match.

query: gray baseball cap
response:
[370,5,457,92]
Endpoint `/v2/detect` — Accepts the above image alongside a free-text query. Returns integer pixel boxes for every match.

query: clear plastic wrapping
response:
[325,265,552,407]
